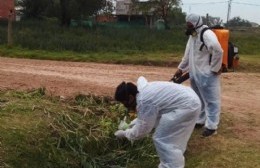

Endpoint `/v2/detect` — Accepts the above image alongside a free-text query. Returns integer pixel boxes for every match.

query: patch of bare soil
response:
[0,57,259,142]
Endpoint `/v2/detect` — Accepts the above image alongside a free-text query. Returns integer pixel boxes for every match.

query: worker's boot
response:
[195,123,204,129]
[202,128,217,137]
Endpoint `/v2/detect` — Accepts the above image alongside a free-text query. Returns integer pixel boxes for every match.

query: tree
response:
[98,0,114,15]
[18,0,54,19]
[227,16,252,27]
[59,0,71,26]
[157,0,181,26]
[18,0,109,26]
[167,7,185,27]
[59,0,108,26]
[131,0,181,28]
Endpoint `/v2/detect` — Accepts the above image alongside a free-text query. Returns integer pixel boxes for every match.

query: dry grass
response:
[0,89,259,168]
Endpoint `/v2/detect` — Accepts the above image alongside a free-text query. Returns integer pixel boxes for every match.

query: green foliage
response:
[227,16,252,27]
[229,29,260,55]
[0,20,187,53]
[18,0,108,26]
[59,0,106,26]
[0,20,259,70]
[131,0,182,28]
[0,90,158,167]
[168,7,186,27]
[0,90,259,167]
[18,0,55,19]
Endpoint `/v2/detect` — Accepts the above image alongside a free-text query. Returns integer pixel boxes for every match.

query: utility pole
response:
[7,9,14,47]
[206,13,209,26]
[226,0,232,27]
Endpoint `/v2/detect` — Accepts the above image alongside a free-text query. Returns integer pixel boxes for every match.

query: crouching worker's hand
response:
[129,118,138,128]
[114,130,126,138]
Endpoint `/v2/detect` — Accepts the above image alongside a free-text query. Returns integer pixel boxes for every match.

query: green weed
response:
[0,89,259,167]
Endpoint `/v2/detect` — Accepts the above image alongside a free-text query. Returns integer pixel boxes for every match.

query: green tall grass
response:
[0,20,187,53]
[0,89,158,167]
[0,20,259,55]
[0,89,259,167]
[0,20,259,72]
[229,28,260,55]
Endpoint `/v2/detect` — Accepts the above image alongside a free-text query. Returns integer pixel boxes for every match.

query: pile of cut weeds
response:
[0,89,157,168]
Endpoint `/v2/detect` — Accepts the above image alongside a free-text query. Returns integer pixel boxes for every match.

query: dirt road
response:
[0,57,259,141]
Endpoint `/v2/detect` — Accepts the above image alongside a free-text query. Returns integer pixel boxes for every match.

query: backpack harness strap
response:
[199,27,210,51]
[199,27,212,65]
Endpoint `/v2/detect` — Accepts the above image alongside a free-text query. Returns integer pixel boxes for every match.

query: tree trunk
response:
[7,10,13,46]
[150,16,153,29]
[60,0,71,27]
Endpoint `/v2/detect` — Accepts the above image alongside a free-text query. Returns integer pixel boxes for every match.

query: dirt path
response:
[0,57,259,141]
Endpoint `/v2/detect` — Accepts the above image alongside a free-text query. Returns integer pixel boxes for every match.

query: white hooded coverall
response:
[122,76,201,168]
[178,14,223,130]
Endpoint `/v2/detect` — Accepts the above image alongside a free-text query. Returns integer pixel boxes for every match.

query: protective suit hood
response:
[186,14,203,29]
[137,76,148,92]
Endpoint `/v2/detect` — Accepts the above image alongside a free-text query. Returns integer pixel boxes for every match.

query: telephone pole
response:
[7,9,14,46]
[226,0,232,27]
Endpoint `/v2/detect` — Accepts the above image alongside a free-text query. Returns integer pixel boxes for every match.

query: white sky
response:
[181,0,260,24]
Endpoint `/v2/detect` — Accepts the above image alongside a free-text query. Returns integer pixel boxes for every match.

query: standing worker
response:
[173,14,223,137]
[114,76,201,168]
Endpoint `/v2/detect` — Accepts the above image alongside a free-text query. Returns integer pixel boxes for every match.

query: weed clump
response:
[48,94,157,167]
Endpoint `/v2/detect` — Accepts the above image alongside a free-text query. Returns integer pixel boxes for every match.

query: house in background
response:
[115,0,155,26]
[0,0,15,20]
[250,22,259,28]
[116,0,132,16]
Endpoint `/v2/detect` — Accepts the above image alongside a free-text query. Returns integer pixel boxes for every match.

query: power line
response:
[182,1,228,6]
[181,0,260,23]
[232,2,260,6]
[182,1,260,6]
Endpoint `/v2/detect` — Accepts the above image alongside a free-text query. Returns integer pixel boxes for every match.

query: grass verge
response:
[0,89,259,168]
[0,46,259,72]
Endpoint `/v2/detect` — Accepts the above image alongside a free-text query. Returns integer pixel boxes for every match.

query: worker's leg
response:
[200,74,221,130]
[190,79,206,125]
[153,105,200,168]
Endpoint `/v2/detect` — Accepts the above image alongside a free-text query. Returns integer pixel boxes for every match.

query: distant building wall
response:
[250,22,259,28]
[116,0,132,15]
[116,0,154,16]
[0,0,15,20]
[96,15,117,23]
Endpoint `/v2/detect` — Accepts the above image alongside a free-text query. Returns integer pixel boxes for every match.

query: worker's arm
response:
[178,37,191,72]
[124,103,158,141]
[203,30,223,73]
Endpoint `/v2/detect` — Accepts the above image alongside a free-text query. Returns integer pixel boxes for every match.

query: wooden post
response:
[206,13,209,26]
[7,9,14,46]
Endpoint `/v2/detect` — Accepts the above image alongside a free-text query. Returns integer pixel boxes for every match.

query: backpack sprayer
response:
[171,25,239,84]
[170,72,190,84]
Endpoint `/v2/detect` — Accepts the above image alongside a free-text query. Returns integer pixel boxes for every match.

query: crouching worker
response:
[114,76,201,168]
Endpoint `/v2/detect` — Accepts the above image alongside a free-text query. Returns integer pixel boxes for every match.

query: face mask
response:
[185,28,197,36]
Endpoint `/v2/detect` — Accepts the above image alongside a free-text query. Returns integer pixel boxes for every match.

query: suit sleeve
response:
[178,37,192,72]
[124,102,158,141]
[203,30,223,72]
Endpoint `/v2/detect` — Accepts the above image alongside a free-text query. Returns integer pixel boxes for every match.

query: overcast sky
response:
[181,0,260,24]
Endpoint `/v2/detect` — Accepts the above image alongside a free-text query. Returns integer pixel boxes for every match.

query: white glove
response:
[118,116,129,130]
[129,118,138,128]
[114,130,126,138]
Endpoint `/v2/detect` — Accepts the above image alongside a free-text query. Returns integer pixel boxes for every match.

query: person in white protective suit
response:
[173,14,223,137]
[114,76,201,168]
